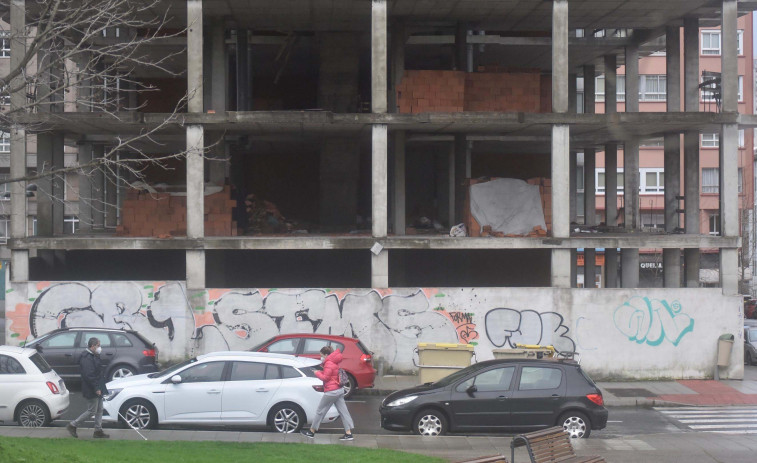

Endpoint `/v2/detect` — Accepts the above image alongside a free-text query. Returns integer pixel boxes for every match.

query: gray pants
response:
[70,396,103,431]
[311,389,354,432]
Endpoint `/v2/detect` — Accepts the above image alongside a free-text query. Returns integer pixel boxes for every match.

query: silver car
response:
[745,323,757,365]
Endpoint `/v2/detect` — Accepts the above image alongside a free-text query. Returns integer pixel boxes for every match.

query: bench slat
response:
[510,426,605,463]
[456,454,509,463]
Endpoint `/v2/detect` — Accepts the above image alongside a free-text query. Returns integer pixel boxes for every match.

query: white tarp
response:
[470,178,546,235]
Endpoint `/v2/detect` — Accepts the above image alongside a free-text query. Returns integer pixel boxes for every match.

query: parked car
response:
[0,345,70,427]
[745,323,757,365]
[24,328,159,382]
[379,358,608,438]
[251,334,376,397]
[102,351,339,433]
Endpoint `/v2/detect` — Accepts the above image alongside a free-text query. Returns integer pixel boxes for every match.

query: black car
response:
[24,328,160,382]
[380,358,608,438]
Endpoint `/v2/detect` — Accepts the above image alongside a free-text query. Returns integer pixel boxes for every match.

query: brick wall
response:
[117,186,237,237]
[397,69,549,113]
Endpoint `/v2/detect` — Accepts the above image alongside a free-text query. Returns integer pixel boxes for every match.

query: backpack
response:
[338,368,350,387]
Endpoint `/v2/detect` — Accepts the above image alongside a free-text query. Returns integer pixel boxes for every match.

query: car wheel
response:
[269,403,305,433]
[109,364,137,381]
[17,400,51,428]
[559,411,591,438]
[413,409,447,436]
[343,373,357,399]
[120,399,158,430]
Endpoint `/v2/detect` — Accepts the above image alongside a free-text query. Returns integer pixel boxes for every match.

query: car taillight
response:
[142,349,156,357]
[360,354,372,365]
[312,385,324,392]
[587,393,604,406]
[46,381,60,394]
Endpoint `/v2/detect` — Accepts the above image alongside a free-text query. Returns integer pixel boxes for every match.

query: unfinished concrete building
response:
[2,1,755,379]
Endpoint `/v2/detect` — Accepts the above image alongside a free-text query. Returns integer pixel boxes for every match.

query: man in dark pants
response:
[67,337,110,438]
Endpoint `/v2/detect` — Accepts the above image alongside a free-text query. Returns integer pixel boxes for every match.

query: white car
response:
[103,351,339,433]
[0,346,70,427]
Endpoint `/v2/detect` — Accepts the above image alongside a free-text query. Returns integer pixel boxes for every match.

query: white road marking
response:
[655,406,757,434]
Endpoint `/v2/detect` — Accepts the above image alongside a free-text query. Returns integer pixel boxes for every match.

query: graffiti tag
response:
[613,296,694,346]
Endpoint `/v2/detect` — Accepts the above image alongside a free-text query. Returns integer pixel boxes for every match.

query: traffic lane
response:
[49,389,680,438]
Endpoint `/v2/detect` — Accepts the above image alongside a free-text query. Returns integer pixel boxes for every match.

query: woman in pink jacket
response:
[301,346,354,440]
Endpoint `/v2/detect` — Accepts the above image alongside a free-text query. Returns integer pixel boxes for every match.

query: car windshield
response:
[250,337,276,352]
[147,358,197,378]
[432,362,493,387]
[749,328,757,342]
[299,366,321,378]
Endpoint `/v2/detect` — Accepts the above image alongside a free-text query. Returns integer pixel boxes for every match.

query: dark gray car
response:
[745,323,757,365]
[24,328,159,383]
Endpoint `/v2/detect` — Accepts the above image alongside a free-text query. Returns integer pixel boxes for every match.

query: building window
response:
[640,168,664,193]
[709,213,720,235]
[738,75,743,102]
[640,138,664,148]
[0,31,9,58]
[595,75,625,102]
[64,216,79,234]
[738,168,743,194]
[0,215,8,239]
[0,132,9,153]
[701,76,718,102]
[739,129,745,148]
[702,168,719,193]
[595,168,624,194]
[738,30,744,55]
[701,30,721,55]
[701,132,719,148]
[639,75,666,101]
[642,213,665,229]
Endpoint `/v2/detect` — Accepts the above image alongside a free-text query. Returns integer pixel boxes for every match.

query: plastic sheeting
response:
[470,178,546,235]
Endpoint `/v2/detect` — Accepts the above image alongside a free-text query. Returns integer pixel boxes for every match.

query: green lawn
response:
[0,437,445,463]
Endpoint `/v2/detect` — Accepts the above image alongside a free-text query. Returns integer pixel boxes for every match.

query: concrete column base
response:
[584,249,596,288]
[372,251,389,288]
[663,248,682,288]
[551,249,571,288]
[605,249,618,288]
[684,249,700,288]
[720,248,739,296]
[621,249,639,288]
[186,250,206,290]
[11,250,29,282]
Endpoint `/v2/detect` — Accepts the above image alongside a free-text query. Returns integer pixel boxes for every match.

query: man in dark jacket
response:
[66,337,110,438]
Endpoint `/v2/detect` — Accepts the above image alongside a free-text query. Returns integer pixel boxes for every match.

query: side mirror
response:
[34,344,43,353]
[171,375,182,384]
[466,385,477,395]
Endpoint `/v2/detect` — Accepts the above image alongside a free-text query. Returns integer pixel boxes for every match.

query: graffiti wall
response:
[4,283,744,379]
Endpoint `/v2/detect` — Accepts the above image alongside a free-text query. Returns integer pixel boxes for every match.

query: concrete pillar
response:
[454,135,469,224]
[720,1,739,294]
[104,156,118,229]
[390,21,405,113]
[570,150,578,287]
[684,16,701,287]
[52,133,64,235]
[621,43,640,288]
[77,143,93,232]
[36,134,54,237]
[210,18,227,112]
[603,54,618,287]
[90,145,105,229]
[9,0,28,281]
[583,65,596,287]
[186,0,205,290]
[568,74,578,114]
[235,29,249,111]
[372,0,388,114]
[372,125,389,287]
[393,131,406,235]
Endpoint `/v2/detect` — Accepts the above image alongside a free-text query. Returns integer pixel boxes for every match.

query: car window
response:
[302,338,344,354]
[457,366,515,392]
[281,366,302,379]
[0,355,26,374]
[229,362,282,381]
[518,367,563,391]
[112,333,133,347]
[41,332,78,348]
[29,353,52,373]
[77,332,112,348]
[266,338,299,354]
[178,361,225,383]
[749,328,757,342]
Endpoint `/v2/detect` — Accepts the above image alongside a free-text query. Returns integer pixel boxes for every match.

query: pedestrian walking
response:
[301,345,354,440]
[67,337,110,439]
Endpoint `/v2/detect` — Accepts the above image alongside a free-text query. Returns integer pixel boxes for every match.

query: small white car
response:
[0,346,70,427]
[103,351,339,433]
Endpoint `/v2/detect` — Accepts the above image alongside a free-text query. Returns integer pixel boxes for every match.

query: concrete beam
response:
[186,125,205,239]
[9,234,741,251]
[552,0,569,114]
[187,0,203,113]
[9,0,27,282]
[372,0,388,114]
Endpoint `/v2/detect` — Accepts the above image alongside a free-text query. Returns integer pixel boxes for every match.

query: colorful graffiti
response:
[484,308,575,353]
[613,296,694,347]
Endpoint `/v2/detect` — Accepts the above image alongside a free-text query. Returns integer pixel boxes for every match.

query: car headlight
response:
[104,388,122,401]
[386,395,418,407]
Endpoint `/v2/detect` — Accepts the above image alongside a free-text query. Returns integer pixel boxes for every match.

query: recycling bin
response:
[417,342,474,383]
[717,333,735,367]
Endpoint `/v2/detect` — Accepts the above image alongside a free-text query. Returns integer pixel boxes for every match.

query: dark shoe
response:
[300,429,315,438]
[93,430,110,439]
[66,424,78,438]
[339,433,354,441]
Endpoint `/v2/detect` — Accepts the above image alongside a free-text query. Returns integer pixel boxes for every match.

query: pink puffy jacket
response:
[315,350,343,392]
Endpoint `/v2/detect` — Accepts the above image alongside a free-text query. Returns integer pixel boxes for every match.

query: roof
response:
[268,333,360,343]
[0,346,36,356]
[198,351,320,367]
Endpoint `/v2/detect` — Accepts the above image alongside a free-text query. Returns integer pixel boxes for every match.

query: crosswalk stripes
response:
[655,406,757,434]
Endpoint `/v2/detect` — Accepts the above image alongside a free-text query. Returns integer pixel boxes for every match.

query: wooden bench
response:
[456,456,509,463]
[510,427,605,463]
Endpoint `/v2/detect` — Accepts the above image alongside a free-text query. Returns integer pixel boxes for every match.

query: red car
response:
[252,334,376,397]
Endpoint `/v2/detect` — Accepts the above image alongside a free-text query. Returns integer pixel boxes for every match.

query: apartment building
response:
[2,1,754,380]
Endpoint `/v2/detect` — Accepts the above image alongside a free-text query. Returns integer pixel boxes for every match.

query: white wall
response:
[4,282,744,380]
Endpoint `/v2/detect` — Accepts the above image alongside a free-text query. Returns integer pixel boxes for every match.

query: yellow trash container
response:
[417,343,475,383]
[492,344,556,360]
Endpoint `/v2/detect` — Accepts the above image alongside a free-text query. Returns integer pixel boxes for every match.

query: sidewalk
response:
[363,367,757,407]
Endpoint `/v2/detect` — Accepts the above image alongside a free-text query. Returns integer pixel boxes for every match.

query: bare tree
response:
[0,0,201,194]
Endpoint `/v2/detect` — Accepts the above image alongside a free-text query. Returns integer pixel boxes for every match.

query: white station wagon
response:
[103,351,339,433]
[0,346,70,427]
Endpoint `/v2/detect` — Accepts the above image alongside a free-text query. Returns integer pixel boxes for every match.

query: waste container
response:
[492,345,555,360]
[417,343,474,383]
[717,333,735,367]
